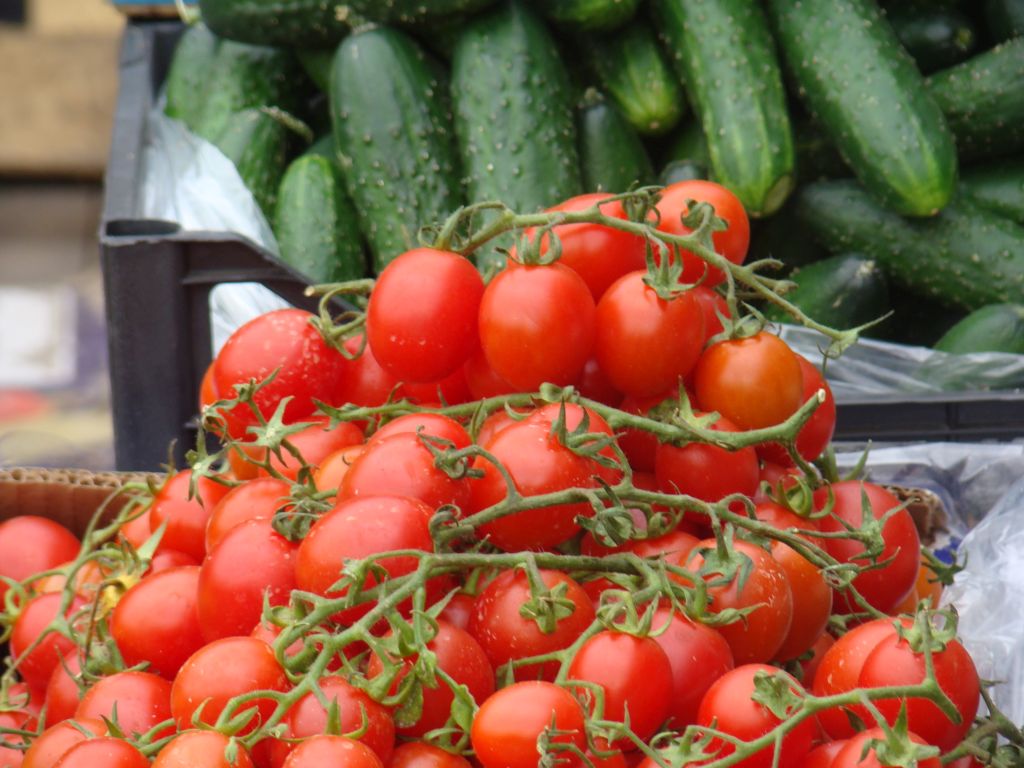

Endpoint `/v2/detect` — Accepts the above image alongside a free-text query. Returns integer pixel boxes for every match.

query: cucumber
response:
[164,24,219,128]
[213,108,292,219]
[274,154,365,284]
[584,18,685,135]
[986,0,1024,43]
[296,48,334,92]
[767,0,957,217]
[887,7,977,73]
[662,121,710,168]
[331,26,462,272]
[535,0,640,30]
[339,0,497,26]
[305,133,337,161]
[451,1,582,269]
[960,159,1024,224]
[926,39,1024,161]
[934,304,1024,354]
[764,253,890,330]
[795,179,1024,311]
[660,159,708,185]
[793,120,848,182]
[651,0,795,218]
[577,90,655,192]
[198,0,349,46]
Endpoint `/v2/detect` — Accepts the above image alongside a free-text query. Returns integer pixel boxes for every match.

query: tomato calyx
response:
[518,564,583,637]
[895,608,959,656]
[749,668,806,721]
[858,708,942,768]
[307,279,375,354]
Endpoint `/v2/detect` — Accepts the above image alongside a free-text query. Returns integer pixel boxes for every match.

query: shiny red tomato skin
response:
[387,742,473,768]
[52,737,149,768]
[0,516,80,604]
[335,335,400,410]
[10,593,85,694]
[21,719,108,768]
[152,729,256,768]
[205,477,291,552]
[370,413,471,449]
[690,285,731,343]
[831,728,941,768]
[595,272,705,398]
[259,418,364,481]
[797,741,846,768]
[478,263,596,391]
[654,414,759,503]
[757,355,836,465]
[281,735,384,768]
[74,671,174,739]
[149,470,230,562]
[44,653,84,725]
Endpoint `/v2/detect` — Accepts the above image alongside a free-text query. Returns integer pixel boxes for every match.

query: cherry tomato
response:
[797,630,834,689]
[205,477,291,552]
[21,719,107,768]
[387,742,473,768]
[830,728,940,768]
[44,653,83,725]
[757,355,836,465]
[478,263,596,391]
[798,741,846,768]
[690,285,731,343]
[370,414,471,449]
[52,737,149,768]
[170,636,289,734]
[400,366,474,407]
[367,248,485,383]
[438,593,475,632]
[0,709,28,767]
[595,272,705,398]
[259,418,364,481]
[813,481,920,614]
[149,470,230,562]
[10,593,85,693]
[654,413,759,503]
[567,630,673,746]
[471,682,586,768]
[335,335,400,410]
[891,555,944,616]
[0,516,80,604]
[152,730,255,768]
[462,347,516,400]
[111,565,204,680]
[468,569,595,682]
[212,309,346,440]
[696,664,814,768]
[573,354,623,406]
[654,180,750,287]
[281,735,383,768]
[693,332,803,431]
[74,671,173,739]
[313,444,366,496]
[617,392,675,473]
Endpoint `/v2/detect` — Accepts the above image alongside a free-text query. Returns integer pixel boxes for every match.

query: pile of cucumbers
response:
[163,0,1024,353]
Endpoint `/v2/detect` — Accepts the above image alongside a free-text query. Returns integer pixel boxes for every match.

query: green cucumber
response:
[584,18,685,135]
[793,120,848,182]
[795,179,1024,311]
[198,0,349,46]
[652,0,795,218]
[213,108,292,219]
[451,1,582,269]
[662,121,710,167]
[887,7,977,73]
[164,24,219,127]
[986,0,1024,43]
[768,0,957,217]
[330,26,462,272]
[660,159,707,185]
[296,48,335,92]
[960,160,1024,224]
[934,304,1024,354]
[338,0,497,26]
[765,253,890,330]
[534,0,640,30]
[305,133,337,161]
[578,91,654,192]
[926,39,1024,161]
[274,153,365,284]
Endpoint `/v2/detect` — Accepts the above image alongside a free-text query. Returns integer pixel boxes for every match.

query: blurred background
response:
[0,0,124,470]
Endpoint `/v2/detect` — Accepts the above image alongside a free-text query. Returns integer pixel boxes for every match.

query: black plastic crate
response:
[100,22,1024,472]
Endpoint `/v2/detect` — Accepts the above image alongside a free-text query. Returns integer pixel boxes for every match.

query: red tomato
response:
[682,540,793,664]
[858,630,980,751]
[148,549,199,573]
[44,653,83,724]
[471,682,586,768]
[21,719,107,768]
[798,741,846,768]
[891,556,944,616]
[690,285,731,343]
[367,248,485,383]
[0,516,80,604]
[758,355,836,465]
[811,618,902,739]
[281,677,395,764]
[366,620,495,738]
[813,481,920,614]
[313,445,366,496]
[74,671,173,739]
[205,477,291,552]
[52,737,149,768]
[170,636,289,734]
[149,470,230,562]
[335,335,400,409]
[654,414,759,502]
[294,496,435,623]
[198,518,298,641]
[152,730,255,768]
[339,432,470,511]
[478,263,596,391]
[400,366,473,407]
[693,332,803,431]
[526,402,622,484]
[0,710,29,767]
[281,735,383,768]
[111,565,204,680]
[567,631,673,746]
[831,728,940,768]
[798,630,834,689]
[10,593,85,693]
[370,414,471,449]
[654,180,751,287]
[617,392,675,473]
[387,742,473,768]
[438,593,475,631]
[259,418,364,481]
[650,605,734,728]
[462,347,516,400]
[212,309,346,440]
[573,355,623,406]
[595,272,705,398]
[468,569,595,682]
[530,194,647,301]
[696,664,814,768]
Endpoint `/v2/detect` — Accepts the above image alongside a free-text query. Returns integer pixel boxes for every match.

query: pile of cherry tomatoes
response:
[0,181,999,767]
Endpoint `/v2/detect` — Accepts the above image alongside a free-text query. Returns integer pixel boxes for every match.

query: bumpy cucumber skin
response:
[578,94,655,192]
[342,0,497,25]
[274,154,365,283]
[198,0,349,46]
[768,0,957,217]
[213,108,291,219]
[652,0,795,218]
[795,179,1024,311]
[765,253,890,330]
[297,48,335,92]
[986,0,1024,44]
[586,19,685,136]
[926,39,1024,161]
[164,24,219,127]
[960,160,1024,224]
[451,1,582,269]
[934,303,1024,354]
[331,27,462,272]
[887,7,977,74]
[538,0,641,31]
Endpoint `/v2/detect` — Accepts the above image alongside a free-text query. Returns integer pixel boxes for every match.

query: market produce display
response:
[1,183,1018,765]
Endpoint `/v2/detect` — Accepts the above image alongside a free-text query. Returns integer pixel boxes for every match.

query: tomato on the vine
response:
[74,671,174,740]
[0,516,80,604]
[152,730,255,768]
[204,476,291,552]
[10,592,85,694]
[757,355,836,465]
[51,737,149,768]
[830,728,941,768]
[149,470,230,562]
[280,735,383,768]
[21,719,108,768]
[654,413,759,503]
[388,742,473,768]
[258,417,364,481]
